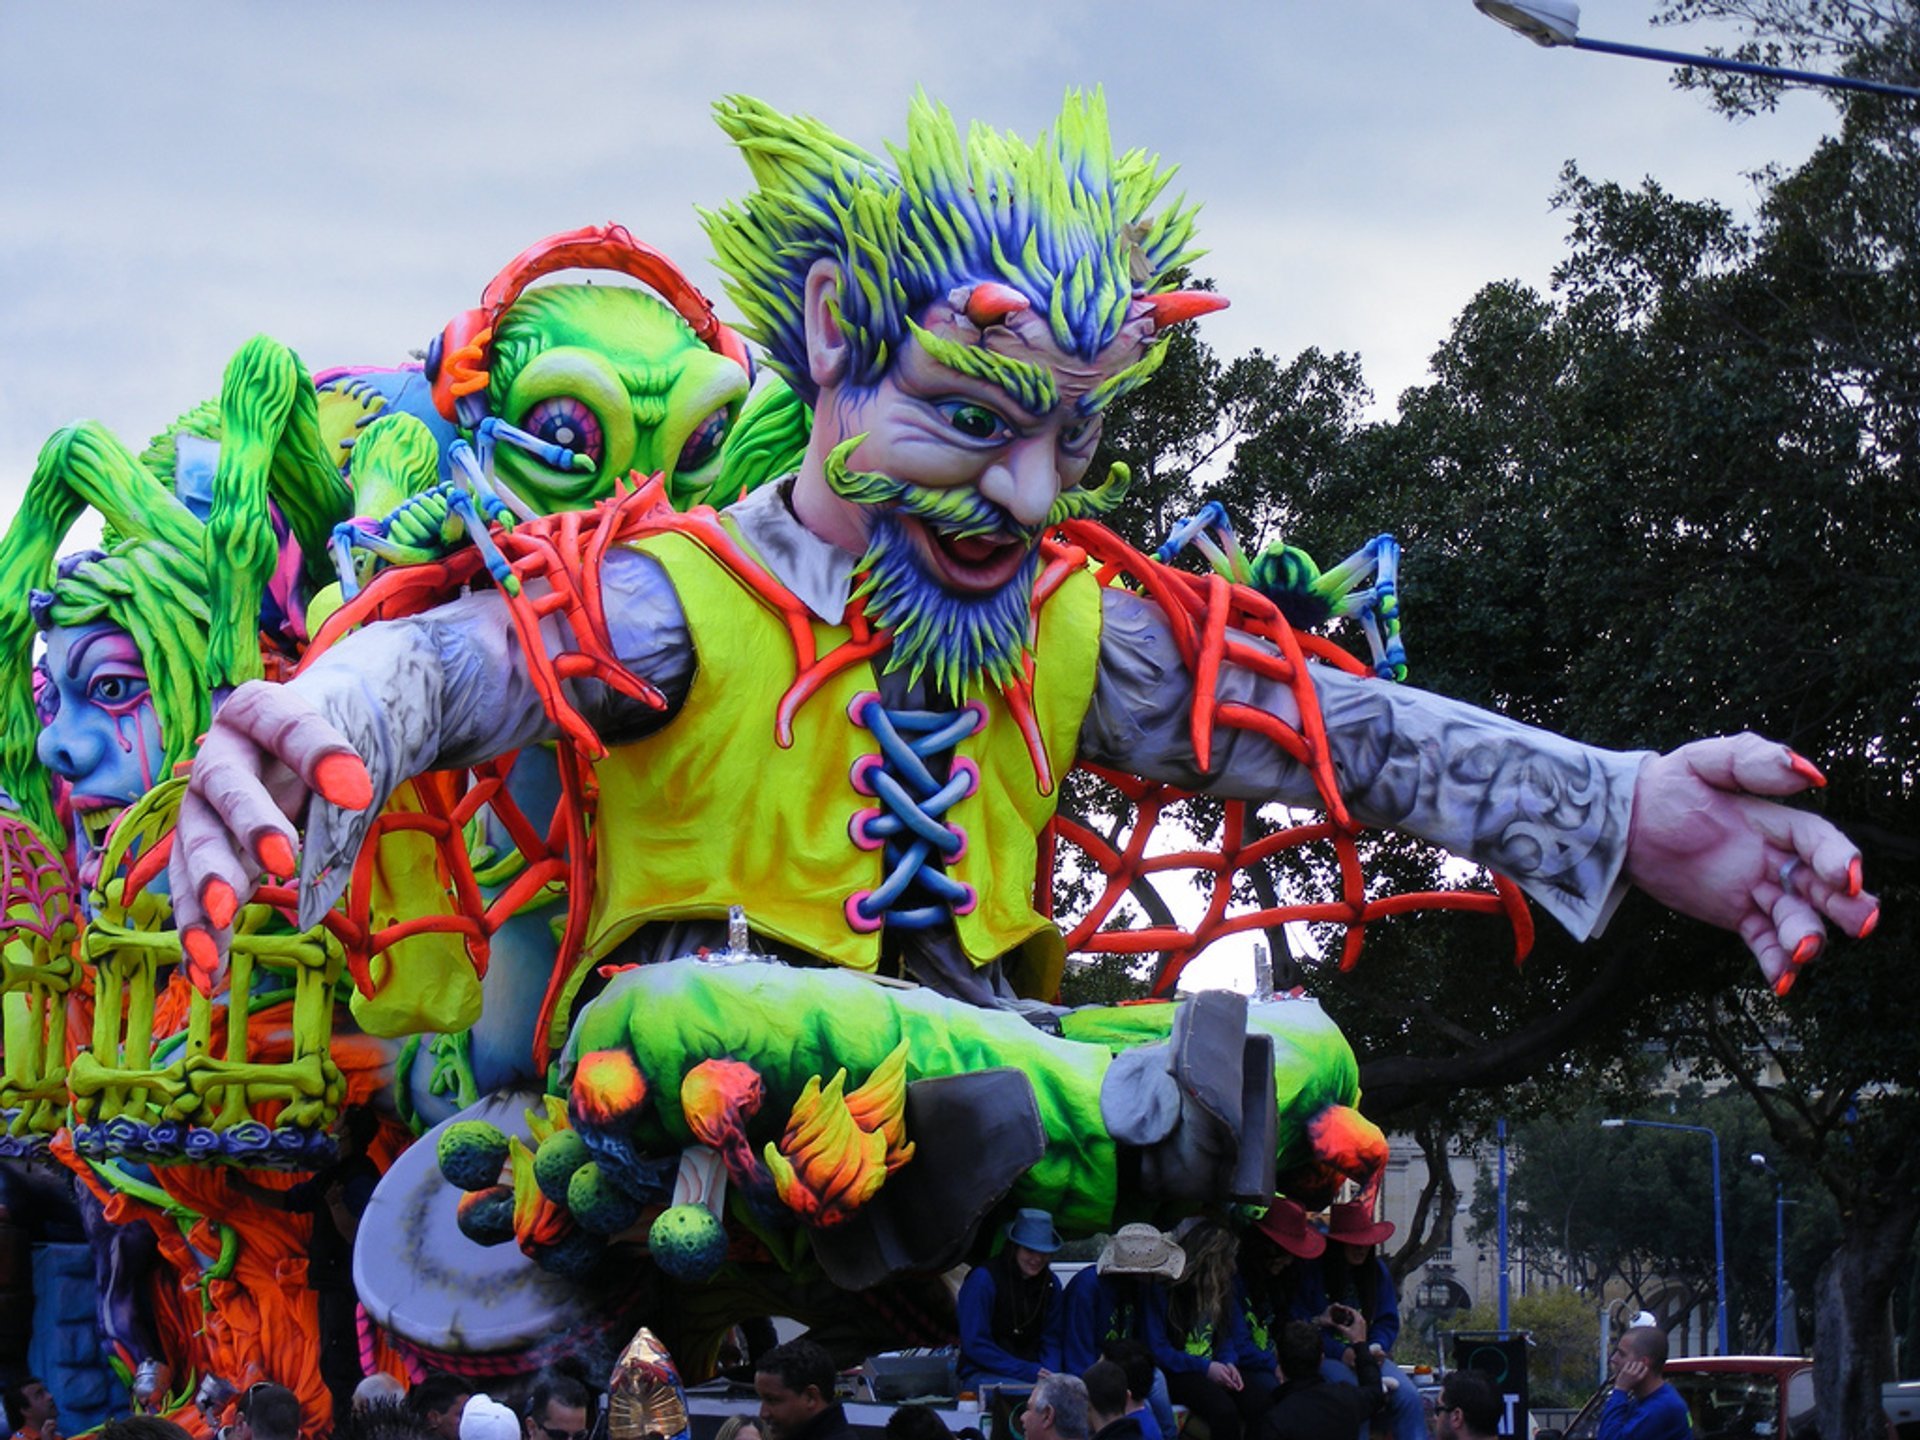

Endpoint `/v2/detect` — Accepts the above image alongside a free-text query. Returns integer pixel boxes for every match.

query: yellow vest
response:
[577,522,1101,1001]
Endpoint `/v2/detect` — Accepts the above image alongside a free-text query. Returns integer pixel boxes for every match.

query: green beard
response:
[822,438,1130,697]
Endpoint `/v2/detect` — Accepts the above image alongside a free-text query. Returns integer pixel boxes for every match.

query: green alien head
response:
[426,223,757,514]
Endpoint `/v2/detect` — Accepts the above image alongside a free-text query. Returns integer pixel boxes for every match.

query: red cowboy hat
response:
[1325,1201,1395,1247]
[1253,1199,1327,1260]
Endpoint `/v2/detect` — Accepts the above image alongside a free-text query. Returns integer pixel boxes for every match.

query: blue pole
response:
[1498,1117,1510,1333]
[1569,35,1920,101]
[1708,1130,1728,1355]
[1774,1181,1786,1355]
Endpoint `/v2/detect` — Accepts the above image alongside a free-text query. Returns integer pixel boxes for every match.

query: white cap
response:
[461,1396,521,1440]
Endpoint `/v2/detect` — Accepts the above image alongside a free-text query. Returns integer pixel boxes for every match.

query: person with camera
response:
[1313,1203,1424,1440]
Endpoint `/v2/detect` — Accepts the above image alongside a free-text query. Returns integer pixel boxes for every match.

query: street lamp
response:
[1751,1153,1787,1355]
[1601,1117,1729,1355]
[1474,0,1920,101]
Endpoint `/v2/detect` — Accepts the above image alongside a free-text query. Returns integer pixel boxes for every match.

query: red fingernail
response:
[314,753,374,810]
[1792,935,1821,967]
[1847,857,1862,898]
[257,833,297,879]
[1858,905,1880,940]
[203,879,237,930]
[182,929,220,988]
[1787,753,1827,788]
[1774,969,1796,998]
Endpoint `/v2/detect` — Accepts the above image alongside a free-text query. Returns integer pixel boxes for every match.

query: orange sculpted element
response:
[507,1135,571,1251]
[573,1048,649,1125]
[681,1059,766,1144]
[1305,1104,1389,1206]
[763,1040,916,1227]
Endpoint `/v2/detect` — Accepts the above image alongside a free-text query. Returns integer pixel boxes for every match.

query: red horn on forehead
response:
[1140,290,1231,329]
[960,283,1032,329]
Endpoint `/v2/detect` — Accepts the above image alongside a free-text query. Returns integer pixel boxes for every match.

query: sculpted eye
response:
[676,407,732,474]
[89,673,150,709]
[939,401,1012,443]
[518,397,605,467]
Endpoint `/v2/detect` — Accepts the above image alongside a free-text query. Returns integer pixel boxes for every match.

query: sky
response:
[0,1,1845,990]
[0,0,1838,527]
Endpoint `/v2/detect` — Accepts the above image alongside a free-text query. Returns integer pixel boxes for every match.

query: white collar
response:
[722,478,861,625]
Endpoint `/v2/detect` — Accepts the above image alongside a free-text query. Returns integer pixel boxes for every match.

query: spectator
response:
[753,1340,851,1440]
[355,1377,408,1415]
[1145,1219,1276,1440]
[713,1418,763,1440]
[883,1408,949,1440]
[957,1209,1064,1387]
[521,1374,591,1440]
[1020,1376,1089,1440]
[1081,1362,1143,1440]
[228,1106,383,1425]
[1596,1327,1689,1440]
[98,1420,192,1440]
[1435,1371,1501,1440]
[1316,1201,1425,1440]
[1098,1342,1164,1440]
[335,1401,439,1440]
[1062,1226,1181,1439]
[1249,1319,1381,1440]
[1239,1200,1327,1357]
[409,1376,472,1440]
[4,1378,60,1440]
[463,1398,522,1440]
[243,1384,303,1440]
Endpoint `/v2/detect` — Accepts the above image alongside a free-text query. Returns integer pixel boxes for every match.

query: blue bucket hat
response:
[1005,1208,1063,1254]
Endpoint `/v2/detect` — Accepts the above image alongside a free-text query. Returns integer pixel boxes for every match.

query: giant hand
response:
[1626,734,1878,995]
[167,681,374,992]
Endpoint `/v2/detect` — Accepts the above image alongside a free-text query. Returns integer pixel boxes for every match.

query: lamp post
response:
[1751,1153,1787,1354]
[1474,0,1920,102]
[1601,1117,1728,1354]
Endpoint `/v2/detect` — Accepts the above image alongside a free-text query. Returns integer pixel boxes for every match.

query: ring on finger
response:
[1777,858,1803,891]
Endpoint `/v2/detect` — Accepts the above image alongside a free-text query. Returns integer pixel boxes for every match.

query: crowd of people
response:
[954,1200,1452,1440]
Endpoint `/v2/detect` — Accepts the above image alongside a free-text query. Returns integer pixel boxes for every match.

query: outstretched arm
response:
[1081,588,1876,986]
[168,547,691,988]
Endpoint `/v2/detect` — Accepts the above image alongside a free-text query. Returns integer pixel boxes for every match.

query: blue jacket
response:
[1062,1267,1160,1373]
[1316,1254,1399,1355]
[957,1262,1063,1383]
[1145,1275,1275,1375]
[1596,1384,1692,1440]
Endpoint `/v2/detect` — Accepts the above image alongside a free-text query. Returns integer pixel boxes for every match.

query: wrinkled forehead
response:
[912,296,1151,415]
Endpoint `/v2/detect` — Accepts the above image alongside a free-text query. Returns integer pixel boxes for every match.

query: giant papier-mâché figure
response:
[164,90,1875,1357]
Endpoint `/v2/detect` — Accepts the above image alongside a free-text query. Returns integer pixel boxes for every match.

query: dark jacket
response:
[1250,1350,1382,1440]
[782,1403,856,1440]
[1091,1417,1149,1440]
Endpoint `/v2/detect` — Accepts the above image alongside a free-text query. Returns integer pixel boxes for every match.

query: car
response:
[1541,1356,1817,1440]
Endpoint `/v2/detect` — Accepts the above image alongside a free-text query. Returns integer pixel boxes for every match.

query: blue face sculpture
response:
[35,621,163,861]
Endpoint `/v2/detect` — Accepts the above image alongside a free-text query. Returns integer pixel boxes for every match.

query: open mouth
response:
[913,521,1033,593]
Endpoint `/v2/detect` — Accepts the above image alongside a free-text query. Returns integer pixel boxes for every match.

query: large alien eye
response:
[518,397,605,468]
[938,401,1013,444]
[89,672,151,711]
[676,406,733,475]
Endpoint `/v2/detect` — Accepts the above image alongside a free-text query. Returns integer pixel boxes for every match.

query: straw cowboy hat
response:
[1325,1201,1395,1247]
[1252,1198,1327,1260]
[1096,1224,1187,1282]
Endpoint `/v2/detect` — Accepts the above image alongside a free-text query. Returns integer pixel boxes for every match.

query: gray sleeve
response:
[291,547,691,923]
[1078,587,1648,940]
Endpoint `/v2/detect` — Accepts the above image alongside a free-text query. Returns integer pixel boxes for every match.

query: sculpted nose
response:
[36,717,99,783]
[978,436,1060,530]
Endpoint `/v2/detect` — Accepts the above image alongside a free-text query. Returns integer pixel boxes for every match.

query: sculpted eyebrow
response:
[907,319,1059,416]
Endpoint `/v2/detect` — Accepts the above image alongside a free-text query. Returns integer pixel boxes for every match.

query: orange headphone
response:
[424,221,752,423]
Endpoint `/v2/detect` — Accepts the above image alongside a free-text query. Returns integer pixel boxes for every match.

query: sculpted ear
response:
[803,259,851,390]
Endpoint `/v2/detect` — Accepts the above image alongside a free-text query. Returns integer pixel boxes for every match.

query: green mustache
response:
[822,436,1131,538]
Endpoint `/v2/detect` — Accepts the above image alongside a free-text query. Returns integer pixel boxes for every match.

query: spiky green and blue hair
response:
[700,89,1203,402]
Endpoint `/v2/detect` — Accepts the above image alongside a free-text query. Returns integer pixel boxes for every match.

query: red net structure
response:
[1038,519,1533,997]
